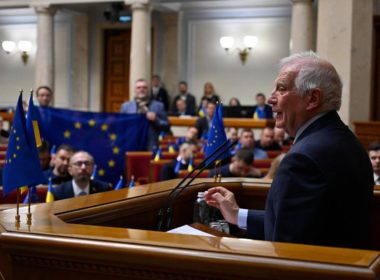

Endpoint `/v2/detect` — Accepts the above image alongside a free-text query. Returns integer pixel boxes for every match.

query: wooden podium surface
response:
[1,178,380,280]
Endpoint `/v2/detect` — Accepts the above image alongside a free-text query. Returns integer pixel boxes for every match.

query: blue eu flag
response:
[205,103,229,166]
[3,94,46,196]
[40,107,149,185]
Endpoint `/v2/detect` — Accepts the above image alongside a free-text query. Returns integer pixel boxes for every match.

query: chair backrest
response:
[125,151,152,184]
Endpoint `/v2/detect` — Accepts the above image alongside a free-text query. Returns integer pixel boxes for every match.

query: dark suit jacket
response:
[195,117,210,139]
[151,87,169,111]
[52,179,112,201]
[160,159,189,181]
[247,111,374,249]
[252,104,273,119]
[171,93,196,115]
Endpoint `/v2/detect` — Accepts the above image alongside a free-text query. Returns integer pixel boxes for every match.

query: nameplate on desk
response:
[167,225,214,237]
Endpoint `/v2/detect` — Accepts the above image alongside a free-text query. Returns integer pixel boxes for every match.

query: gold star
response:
[13,129,16,134]
[16,146,20,150]
[98,169,105,176]
[74,122,82,129]
[108,160,115,168]
[88,119,96,127]
[8,159,11,163]
[13,154,16,158]
[113,146,120,154]
[101,124,108,131]
[110,133,117,141]
[16,137,20,142]
[64,130,71,139]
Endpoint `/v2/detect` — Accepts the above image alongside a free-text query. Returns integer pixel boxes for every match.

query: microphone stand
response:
[156,139,237,231]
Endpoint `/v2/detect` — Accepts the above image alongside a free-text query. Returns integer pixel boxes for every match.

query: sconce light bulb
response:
[2,41,16,53]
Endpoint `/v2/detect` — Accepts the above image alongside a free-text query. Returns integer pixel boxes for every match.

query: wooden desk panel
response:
[0,178,380,280]
[168,117,275,128]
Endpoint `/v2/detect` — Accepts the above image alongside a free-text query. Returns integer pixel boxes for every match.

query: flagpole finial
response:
[19,89,23,94]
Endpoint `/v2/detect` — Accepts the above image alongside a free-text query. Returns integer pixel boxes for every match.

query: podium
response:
[1,178,380,280]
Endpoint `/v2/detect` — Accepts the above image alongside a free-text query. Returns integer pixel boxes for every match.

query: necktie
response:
[78,191,87,196]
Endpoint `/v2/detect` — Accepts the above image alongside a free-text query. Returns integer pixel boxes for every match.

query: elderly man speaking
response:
[204,51,374,249]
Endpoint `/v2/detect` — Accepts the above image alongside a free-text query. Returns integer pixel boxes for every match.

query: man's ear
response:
[306,88,323,110]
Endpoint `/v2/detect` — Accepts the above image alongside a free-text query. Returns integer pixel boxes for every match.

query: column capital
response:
[124,0,150,9]
[292,0,313,4]
[32,4,57,15]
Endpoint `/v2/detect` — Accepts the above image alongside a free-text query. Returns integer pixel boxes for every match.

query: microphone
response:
[156,138,237,231]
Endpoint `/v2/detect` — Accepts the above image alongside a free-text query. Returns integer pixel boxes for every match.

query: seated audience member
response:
[52,151,112,201]
[171,81,196,116]
[151,74,169,111]
[44,144,75,185]
[227,127,239,155]
[195,101,216,139]
[38,140,51,171]
[36,86,53,107]
[200,82,220,105]
[237,128,268,159]
[255,127,282,151]
[0,116,9,143]
[198,96,210,117]
[170,98,195,116]
[264,153,286,179]
[252,93,273,119]
[209,148,261,178]
[369,141,380,185]
[273,127,292,147]
[175,127,200,148]
[120,79,169,150]
[160,142,197,181]
[228,97,241,107]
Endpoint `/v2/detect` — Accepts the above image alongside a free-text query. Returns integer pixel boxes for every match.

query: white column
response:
[125,0,151,98]
[317,0,373,126]
[290,0,314,54]
[34,5,56,92]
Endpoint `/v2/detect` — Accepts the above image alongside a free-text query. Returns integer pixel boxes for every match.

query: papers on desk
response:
[167,225,214,237]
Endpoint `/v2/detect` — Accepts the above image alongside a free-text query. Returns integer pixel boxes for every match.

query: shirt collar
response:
[72,180,90,196]
[293,112,328,144]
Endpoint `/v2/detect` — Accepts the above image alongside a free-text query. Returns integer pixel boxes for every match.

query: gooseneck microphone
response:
[156,139,238,231]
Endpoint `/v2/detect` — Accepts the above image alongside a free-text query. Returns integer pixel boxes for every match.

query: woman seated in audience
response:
[200,82,220,106]
[228,97,241,107]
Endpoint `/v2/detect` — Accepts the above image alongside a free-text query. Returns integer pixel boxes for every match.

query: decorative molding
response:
[11,253,217,280]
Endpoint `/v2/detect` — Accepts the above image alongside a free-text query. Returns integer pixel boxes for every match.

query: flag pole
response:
[27,186,32,225]
[15,188,20,224]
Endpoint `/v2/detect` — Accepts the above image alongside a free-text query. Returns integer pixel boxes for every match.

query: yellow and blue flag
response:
[23,185,39,203]
[3,94,46,196]
[154,147,162,161]
[187,157,194,172]
[205,103,228,166]
[45,177,54,203]
[39,107,149,185]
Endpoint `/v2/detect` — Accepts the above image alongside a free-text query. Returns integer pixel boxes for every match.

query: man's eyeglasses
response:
[71,161,93,167]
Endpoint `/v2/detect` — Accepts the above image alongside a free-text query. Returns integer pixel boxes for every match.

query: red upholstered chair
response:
[0,151,5,160]
[125,151,152,184]
[150,159,172,183]
[267,150,282,158]
[0,144,7,152]
[253,159,272,168]
[0,186,48,204]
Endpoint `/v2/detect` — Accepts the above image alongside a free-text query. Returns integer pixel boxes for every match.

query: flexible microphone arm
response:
[156,139,238,231]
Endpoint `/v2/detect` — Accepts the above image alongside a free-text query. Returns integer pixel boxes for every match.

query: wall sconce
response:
[2,40,32,65]
[219,35,258,64]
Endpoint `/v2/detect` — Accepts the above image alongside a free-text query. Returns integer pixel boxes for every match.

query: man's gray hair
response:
[280,51,342,111]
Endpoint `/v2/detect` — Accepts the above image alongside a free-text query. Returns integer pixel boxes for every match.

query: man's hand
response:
[146,112,157,121]
[204,187,239,225]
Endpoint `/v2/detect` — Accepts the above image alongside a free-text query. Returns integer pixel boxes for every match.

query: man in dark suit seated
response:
[44,144,74,186]
[160,142,197,181]
[195,101,216,139]
[204,51,374,249]
[255,127,282,151]
[52,151,112,201]
[209,148,261,179]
